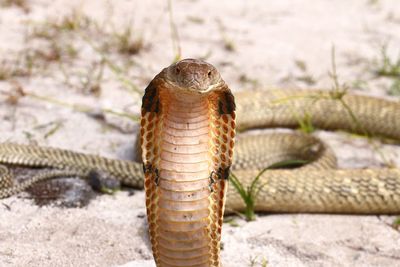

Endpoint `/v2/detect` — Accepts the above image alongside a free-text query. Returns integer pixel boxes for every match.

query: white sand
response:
[1,0,400,266]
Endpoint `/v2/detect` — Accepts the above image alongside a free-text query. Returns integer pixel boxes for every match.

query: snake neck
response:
[144,88,226,267]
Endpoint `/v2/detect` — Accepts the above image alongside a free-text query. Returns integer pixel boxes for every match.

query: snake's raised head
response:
[164,58,223,93]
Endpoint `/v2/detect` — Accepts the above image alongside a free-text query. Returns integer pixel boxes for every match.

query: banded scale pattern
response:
[0,143,143,188]
[0,168,90,198]
[235,90,400,140]
[0,165,13,190]
[226,169,400,213]
[140,60,235,267]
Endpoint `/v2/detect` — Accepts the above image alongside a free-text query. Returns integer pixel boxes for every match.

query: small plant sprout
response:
[230,160,310,221]
[328,46,393,166]
[113,25,144,55]
[328,46,370,137]
[249,255,268,267]
[372,44,400,96]
[294,59,316,85]
[296,111,315,134]
[229,168,268,221]
[374,44,400,78]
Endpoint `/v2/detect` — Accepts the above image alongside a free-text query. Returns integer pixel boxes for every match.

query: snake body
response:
[140,59,235,266]
[0,59,400,267]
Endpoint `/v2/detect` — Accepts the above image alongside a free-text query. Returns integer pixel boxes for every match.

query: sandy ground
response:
[1,0,400,266]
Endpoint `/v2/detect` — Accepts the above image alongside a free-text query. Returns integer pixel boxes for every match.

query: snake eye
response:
[207,70,212,78]
[175,67,180,74]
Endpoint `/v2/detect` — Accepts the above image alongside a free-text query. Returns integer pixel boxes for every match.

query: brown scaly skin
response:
[140,59,235,267]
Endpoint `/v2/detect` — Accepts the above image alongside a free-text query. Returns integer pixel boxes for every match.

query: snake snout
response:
[179,72,210,92]
[167,58,222,93]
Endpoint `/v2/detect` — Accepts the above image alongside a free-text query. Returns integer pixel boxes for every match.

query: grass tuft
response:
[328,46,371,137]
[374,44,400,78]
[0,58,32,80]
[295,111,315,134]
[327,46,393,166]
[0,0,30,12]
[2,80,26,105]
[239,74,259,89]
[229,168,267,222]
[55,10,92,32]
[229,160,307,221]
[113,25,144,55]
[371,44,400,96]
[294,59,316,85]
[249,255,268,267]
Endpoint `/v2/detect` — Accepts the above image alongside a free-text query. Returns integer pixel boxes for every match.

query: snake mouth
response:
[165,80,224,94]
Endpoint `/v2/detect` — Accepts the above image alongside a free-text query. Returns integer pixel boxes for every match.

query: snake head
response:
[164,58,223,93]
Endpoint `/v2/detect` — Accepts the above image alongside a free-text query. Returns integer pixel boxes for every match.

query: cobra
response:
[0,59,399,267]
[140,59,236,266]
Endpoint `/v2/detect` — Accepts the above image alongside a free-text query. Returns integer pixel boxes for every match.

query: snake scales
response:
[0,59,399,267]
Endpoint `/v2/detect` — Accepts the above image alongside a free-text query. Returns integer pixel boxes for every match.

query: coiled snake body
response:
[0,59,400,267]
